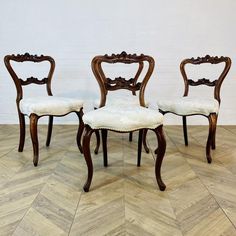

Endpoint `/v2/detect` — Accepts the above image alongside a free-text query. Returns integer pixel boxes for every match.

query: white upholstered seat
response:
[157,97,219,116]
[83,105,164,132]
[20,96,84,116]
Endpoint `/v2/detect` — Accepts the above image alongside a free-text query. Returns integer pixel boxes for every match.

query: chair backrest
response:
[91,51,155,107]
[4,53,55,106]
[180,55,231,104]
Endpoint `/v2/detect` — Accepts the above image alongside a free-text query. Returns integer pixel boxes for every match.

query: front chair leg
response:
[94,130,100,154]
[137,129,143,166]
[211,114,218,150]
[76,109,84,154]
[153,125,166,191]
[143,129,149,153]
[83,125,94,192]
[30,114,39,166]
[101,129,108,167]
[182,116,188,146]
[18,112,26,152]
[206,113,217,163]
[46,115,53,147]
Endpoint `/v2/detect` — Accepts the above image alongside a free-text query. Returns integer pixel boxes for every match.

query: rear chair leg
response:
[182,116,188,146]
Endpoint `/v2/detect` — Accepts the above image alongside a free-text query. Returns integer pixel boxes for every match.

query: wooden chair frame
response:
[4,53,84,166]
[83,52,166,192]
[159,55,231,163]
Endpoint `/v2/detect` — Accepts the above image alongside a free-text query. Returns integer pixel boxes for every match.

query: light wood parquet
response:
[0,125,236,235]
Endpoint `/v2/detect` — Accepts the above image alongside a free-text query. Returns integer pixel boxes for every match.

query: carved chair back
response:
[4,53,55,109]
[91,51,155,108]
[180,55,231,104]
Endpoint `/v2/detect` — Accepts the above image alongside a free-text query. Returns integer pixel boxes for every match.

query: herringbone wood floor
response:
[0,125,236,236]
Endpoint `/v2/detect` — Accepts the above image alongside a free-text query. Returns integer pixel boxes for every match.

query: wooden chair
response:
[92,57,150,154]
[157,55,231,163]
[4,53,84,166]
[82,52,166,192]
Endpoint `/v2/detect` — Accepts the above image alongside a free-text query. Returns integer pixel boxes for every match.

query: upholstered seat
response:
[83,105,163,131]
[158,97,219,116]
[20,96,84,116]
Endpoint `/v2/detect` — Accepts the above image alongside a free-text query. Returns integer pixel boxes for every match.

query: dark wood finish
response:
[46,116,53,147]
[137,129,143,167]
[83,52,166,192]
[29,114,39,166]
[83,125,94,192]
[91,51,154,108]
[182,116,188,146]
[76,109,84,154]
[142,129,150,153]
[4,53,84,165]
[153,125,166,191]
[101,129,108,167]
[129,132,133,142]
[181,55,231,103]
[18,113,26,152]
[160,55,231,163]
[94,130,100,154]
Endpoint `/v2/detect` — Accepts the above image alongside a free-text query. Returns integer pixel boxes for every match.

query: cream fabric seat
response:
[157,97,219,116]
[20,96,84,116]
[83,105,163,132]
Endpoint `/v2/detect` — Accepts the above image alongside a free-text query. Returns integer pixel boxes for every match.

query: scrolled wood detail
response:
[9,52,47,62]
[187,55,228,64]
[104,77,141,91]
[188,78,217,87]
[19,76,48,85]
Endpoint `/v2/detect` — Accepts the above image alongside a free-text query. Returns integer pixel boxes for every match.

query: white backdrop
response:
[0,0,236,124]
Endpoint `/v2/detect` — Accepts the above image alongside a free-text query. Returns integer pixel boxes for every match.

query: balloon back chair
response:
[4,53,84,166]
[157,55,231,163]
[82,52,166,192]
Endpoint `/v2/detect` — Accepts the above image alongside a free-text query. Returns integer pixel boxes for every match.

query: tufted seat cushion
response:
[157,97,219,116]
[94,93,149,108]
[20,96,84,116]
[83,105,163,132]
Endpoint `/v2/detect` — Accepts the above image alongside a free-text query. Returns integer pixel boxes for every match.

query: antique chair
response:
[157,55,231,163]
[92,57,150,154]
[82,52,166,192]
[4,53,84,166]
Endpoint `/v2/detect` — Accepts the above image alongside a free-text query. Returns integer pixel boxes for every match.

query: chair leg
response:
[153,125,166,191]
[211,114,218,150]
[129,132,133,142]
[46,116,53,147]
[143,129,149,153]
[101,129,108,167]
[76,110,84,154]
[94,130,100,154]
[182,116,188,146]
[30,114,39,167]
[137,129,143,167]
[206,113,217,163]
[83,125,94,192]
[18,112,25,152]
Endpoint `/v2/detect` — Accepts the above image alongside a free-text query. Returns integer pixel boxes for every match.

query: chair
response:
[4,53,84,166]
[92,58,150,154]
[82,51,166,192]
[157,55,231,163]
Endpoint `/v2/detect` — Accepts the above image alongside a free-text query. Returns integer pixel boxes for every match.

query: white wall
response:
[0,0,236,125]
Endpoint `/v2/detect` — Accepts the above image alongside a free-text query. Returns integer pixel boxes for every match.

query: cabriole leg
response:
[30,114,39,166]
[153,125,166,191]
[83,125,94,192]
